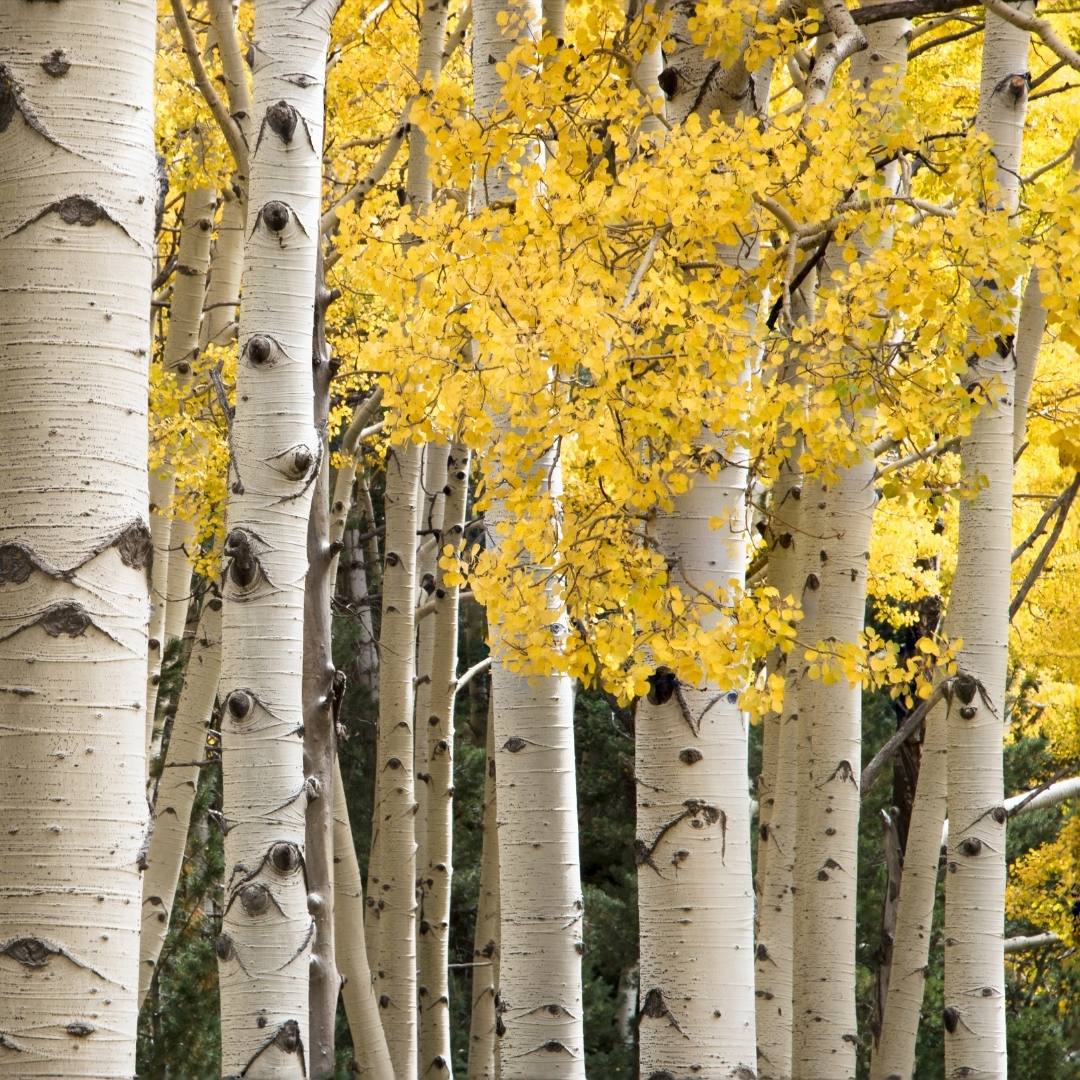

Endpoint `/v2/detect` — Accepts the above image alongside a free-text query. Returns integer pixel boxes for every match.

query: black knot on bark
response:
[269,841,301,874]
[226,689,254,721]
[4,937,51,968]
[239,882,270,916]
[215,933,233,960]
[225,528,260,588]
[0,544,34,584]
[66,1022,94,1037]
[283,444,314,480]
[503,736,527,753]
[657,67,679,98]
[41,49,70,77]
[379,994,390,1008]
[679,747,703,765]
[245,334,275,366]
[57,196,106,227]
[260,200,290,232]
[647,667,677,705]
[40,602,91,638]
[958,836,982,857]
[954,673,978,705]
[274,1019,302,1054]
[265,99,299,142]
[116,520,153,571]
[959,705,976,720]
[943,1005,960,1033]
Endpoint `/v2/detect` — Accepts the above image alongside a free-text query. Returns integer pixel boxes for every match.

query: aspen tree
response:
[473,0,586,1071]
[0,1,156,1074]
[943,10,1031,1079]
[633,11,774,1075]
[789,15,908,1079]
[419,444,471,1078]
[146,188,217,755]
[138,596,223,1005]
[215,1,340,1073]
[467,707,501,1080]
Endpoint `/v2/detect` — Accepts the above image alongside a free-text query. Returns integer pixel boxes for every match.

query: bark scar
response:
[636,799,726,875]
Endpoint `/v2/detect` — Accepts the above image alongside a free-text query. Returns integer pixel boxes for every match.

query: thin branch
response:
[1010,472,1080,620]
[1011,476,1075,562]
[982,0,1080,73]
[170,0,248,173]
[861,681,949,796]
[1004,932,1061,953]
[455,656,492,694]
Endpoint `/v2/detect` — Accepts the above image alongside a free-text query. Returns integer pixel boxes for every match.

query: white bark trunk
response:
[216,2,335,1073]
[943,12,1029,1080]
[138,595,223,1005]
[790,23,905,1078]
[0,2,156,1073]
[419,445,470,1079]
[467,704,501,1080]
[333,759,395,1080]
[373,442,424,1080]
[146,188,217,754]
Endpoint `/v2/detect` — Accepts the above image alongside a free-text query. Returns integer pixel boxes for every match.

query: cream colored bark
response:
[943,13,1030,1080]
[146,188,217,756]
[754,453,804,1080]
[138,595,223,1005]
[415,445,449,905]
[467,707,501,1080]
[216,1,338,1074]
[789,23,904,1079]
[371,442,424,1079]
[0,3,155,1074]
[473,1,586,1070]
[333,760,394,1079]
[420,445,470,1079]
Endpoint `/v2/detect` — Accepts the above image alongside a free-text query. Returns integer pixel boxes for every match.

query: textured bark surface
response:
[419,445,469,1079]
[146,187,217,755]
[943,12,1030,1080]
[333,760,393,1080]
[473,0,586,1072]
[467,707,501,1080]
[139,596,223,1005]
[372,442,423,1080]
[0,2,156,1073]
[216,2,335,1074]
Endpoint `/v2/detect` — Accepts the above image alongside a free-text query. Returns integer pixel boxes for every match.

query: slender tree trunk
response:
[467,703,501,1080]
[0,2,156,1073]
[943,13,1030,1080]
[372,441,424,1079]
[333,759,394,1079]
[138,595,223,1005]
[147,188,217,755]
[755,450,805,1080]
[420,445,470,1079]
[304,272,339,1079]
[216,2,337,1073]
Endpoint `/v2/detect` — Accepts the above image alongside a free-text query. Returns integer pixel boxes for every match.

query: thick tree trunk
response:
[138,595,223,1005]
[372,442,424,1079]
[473,1,586,1072]
[146,187,217,754]
[467,705,501,1080]
[0,2,156,1074]
[333,759,394,1079]
[943,12,1030,1080]
[216,2,336,1074]
[419,445,470,1079]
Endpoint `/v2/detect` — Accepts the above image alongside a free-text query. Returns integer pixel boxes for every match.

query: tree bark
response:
[467,702,501,1080]
[216,2,336,1074]
[138,595,223,1005]
[420,445,470,1079]
[943,14,1030,1080]
[0,2,156,1073]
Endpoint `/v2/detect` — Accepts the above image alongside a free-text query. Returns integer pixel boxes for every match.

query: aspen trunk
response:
[790,24,904,1078]
[372,442,424,1079]
[467,705,501,1080]
[138,595,223,1005]
[304,274,339,1079]
[146,188,217,754]
[216,2,336,1073]
[419,445,470,1079]
[415,445,449,917]
[472,0,586,1071]
[0,2,156,1074]
[754,454,804,1080]
[943,12,1030,1080]
[333,760,394,1079]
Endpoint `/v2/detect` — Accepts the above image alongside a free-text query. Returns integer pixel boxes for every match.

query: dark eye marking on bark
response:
[224,527,272,592]
[0,62,67,145]
[0,545,34,584]
[116,520,153,574]
[239,1018,307,1077]
[66,1021,95,1038]
[40,49,71,77]
[254,100,316,155]
[637,987,688,1039]
[0,520,152,585]
[0,601,122,645]
[0,936,110,981]
[502,736,529,753]
[281,72,319,88]
[5,195,137,244]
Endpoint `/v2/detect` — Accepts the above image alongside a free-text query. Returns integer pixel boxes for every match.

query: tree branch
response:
[1010,472,1080,620]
